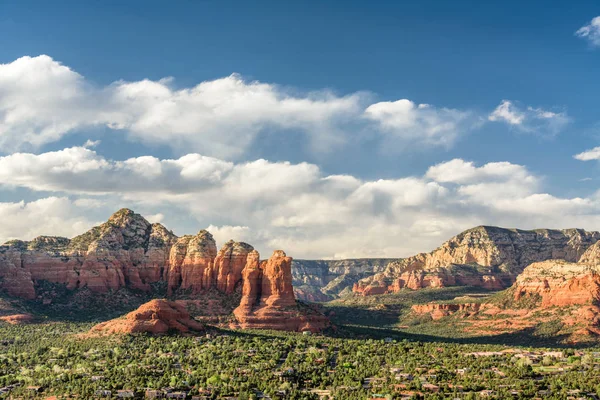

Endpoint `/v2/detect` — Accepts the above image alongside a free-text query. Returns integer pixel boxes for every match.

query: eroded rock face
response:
[214,241,255,294]
[354,226,600,295]
[90,299,203,335]
[0,209,255,300]
[512,260,600,308]
[409,259,600,341]
[0,208,329,333]
[233,250,330,332]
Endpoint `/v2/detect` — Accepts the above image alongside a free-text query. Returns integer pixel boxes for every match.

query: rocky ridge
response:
[410,241,600,341]
[354,226,600,295]
[0,209,329,332]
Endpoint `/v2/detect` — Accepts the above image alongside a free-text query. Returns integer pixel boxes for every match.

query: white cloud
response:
[488,100,525,125]
[576,16,600,47]
[0,146,234,193]
[488,100,570,136]
[364,99,476,147]
[2,147,600,258]
[0,55,489,158]
[425,158,536,185]
[206,225,253,245]
[574,146,600,161]
[0,197,98,244]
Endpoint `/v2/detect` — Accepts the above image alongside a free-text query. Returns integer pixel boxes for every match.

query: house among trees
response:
[146,389,166,399]
[166,391,187,399]
[117,389,136,398]
[95,389,112,397]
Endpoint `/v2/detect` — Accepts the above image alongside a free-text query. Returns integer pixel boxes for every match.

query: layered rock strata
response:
[354,226,600,295]
[0,209,254,300]
[0,209,330,332]
[234,250,330,332]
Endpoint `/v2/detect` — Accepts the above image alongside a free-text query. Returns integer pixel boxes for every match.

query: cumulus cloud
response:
[2,147,600,258]
[488,100,570,136]
[574,146,600,161]
[576,16,600,47]
[364,99,477,147]
[0,197,98,244]
[0,55,492,158]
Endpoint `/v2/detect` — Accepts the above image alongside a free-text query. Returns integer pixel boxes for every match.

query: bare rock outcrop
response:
[90,299,203,335]
[512,260,600,308]
[354,226,600,295]
[0,209,256,300]
[410,259,600,341]
[233,250,330,332]
[0,208,329,333]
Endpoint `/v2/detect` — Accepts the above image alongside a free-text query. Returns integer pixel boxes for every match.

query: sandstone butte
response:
[410,241,600,340]
[0,209,329,333]
[90,299,204,335]
[233,250,329,332]
[353,225,600,295]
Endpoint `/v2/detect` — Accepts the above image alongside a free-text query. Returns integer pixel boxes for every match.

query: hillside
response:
[353,226,600,295]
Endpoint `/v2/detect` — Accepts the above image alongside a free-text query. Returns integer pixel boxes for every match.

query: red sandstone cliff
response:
[0,209,330,332]
[353,226,600,295]
[90,299,204,335]
[233,250,330,332]
[0,209,256,300]
[410,257,600,341]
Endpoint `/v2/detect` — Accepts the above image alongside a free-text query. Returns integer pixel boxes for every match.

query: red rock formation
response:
[0,209,256,299]
[90,299,203,335]
[0,208,328,333]
[0,313,34,325]
[178,231,218,294]
[233,250,330,332]
[411,303,482,320]
[214,241,255,294]
[354,226,600,295]
[408,259,600,341]
[512,260,600,308]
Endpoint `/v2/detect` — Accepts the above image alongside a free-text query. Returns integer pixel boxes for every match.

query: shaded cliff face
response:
[353,226,600,295]
[291,259,392,301]
[90,299,204,335]
[0,209,254,300]
[234,250,330,332]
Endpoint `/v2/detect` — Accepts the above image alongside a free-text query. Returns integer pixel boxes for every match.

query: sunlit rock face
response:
[353,226,600,295]
[233,250,330,332]
[90,299,204,335]
[0,208,330,333]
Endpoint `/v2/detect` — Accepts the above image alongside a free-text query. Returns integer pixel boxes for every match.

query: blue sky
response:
[1,1,600,258]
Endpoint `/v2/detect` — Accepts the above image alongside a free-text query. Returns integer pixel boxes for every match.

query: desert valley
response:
[3,1,600,398]
[2,210,600,398]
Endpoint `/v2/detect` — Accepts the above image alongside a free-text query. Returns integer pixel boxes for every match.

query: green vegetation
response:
[1,322,600,399]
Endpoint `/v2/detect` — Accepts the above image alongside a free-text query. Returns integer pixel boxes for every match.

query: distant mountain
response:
[409,240,600,343]
[292,258,394,301]
[353,225,600,295]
